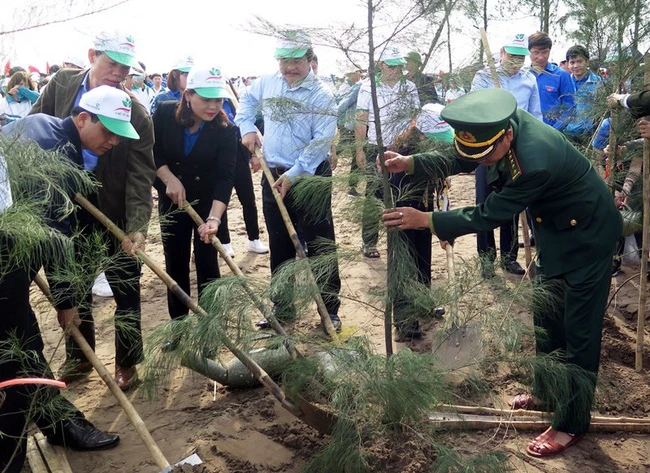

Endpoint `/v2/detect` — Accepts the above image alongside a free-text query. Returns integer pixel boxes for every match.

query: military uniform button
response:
[535,217,542,223]
[570,219,577,226]
[194,176,200,182]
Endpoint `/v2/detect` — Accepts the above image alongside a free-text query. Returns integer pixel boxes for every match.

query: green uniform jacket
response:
[414,109,622,277]
[627,90,650,119]
[30,69,155,234]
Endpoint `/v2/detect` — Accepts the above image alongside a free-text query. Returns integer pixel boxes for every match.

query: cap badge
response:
[458,131,477,143]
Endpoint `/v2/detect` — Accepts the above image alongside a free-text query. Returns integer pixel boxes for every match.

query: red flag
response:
[46,62,50,74]
[3,60,10,76]
[28,65,40,73]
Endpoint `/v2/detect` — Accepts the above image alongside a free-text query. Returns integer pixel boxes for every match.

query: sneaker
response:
[92,272,113,297]
[248,239,269,254]
[221,243,235,258]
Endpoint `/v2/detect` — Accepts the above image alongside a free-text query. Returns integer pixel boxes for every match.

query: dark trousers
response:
[388,173,433,327]
[361,146,384,247]
[261,161,341,315]
[475,164,519,261]
[337,128,360,190]
[532,251,614,435]
[61,207,143,369]
[217,152,261,244]
[159,194,220,320]
[0,241,82,472]
[390,220,433,327]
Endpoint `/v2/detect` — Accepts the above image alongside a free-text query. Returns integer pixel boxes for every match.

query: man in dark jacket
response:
[1,85,139,473]
[30,30,155,390]
[382,88,621,457]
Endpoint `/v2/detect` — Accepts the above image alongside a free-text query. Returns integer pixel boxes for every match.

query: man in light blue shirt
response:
[236,30,342,333]
[471,32,543,277]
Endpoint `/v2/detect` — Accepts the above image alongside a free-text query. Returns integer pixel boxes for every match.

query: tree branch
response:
[0,0,129,36]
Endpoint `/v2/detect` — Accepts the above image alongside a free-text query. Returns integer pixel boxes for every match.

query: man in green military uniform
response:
[608,90,650,140]
[608,89,650,119]
[381,88,622,457]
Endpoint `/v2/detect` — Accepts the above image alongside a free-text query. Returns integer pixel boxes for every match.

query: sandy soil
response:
[28,161,650,472]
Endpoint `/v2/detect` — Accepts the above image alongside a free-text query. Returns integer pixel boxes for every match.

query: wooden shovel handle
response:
[33,274,171,471]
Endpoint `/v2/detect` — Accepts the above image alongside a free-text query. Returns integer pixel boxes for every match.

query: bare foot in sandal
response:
[527,427,583,457]
[361,244,380,258]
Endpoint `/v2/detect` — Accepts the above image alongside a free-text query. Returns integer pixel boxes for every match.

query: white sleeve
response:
[0,154,13,213]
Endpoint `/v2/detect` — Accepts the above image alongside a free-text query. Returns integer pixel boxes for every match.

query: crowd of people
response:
[1,25,649,471]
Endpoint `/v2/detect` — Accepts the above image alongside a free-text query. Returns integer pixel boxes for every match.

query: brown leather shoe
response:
[115,365,137,391]
[58,360,93,383]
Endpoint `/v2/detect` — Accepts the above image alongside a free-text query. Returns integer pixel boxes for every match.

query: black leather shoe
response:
[161,337,180,352]
[503,259,525,275]
[519,235,535,248]
[58,360,93,383]
[255,318,271,329]
[257,304,296,330]
[432,307,446,318]
[47,418,120,451]
[395,323,422,342]
[323,313,342,334]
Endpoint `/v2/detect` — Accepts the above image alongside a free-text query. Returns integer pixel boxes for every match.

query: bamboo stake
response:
[72,194,335,432]
[228,91,339,342]
[182,201,301,359]
[34,431,72,473]
[438,403,650,424]
[637,52,650,372]
[255,152,340,342]
[33,274,171,471]
[429,412,650,433]
[26,436,49,473]
[479,27,533,278]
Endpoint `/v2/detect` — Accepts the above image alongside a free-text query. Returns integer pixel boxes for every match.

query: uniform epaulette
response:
[508,149,522,181]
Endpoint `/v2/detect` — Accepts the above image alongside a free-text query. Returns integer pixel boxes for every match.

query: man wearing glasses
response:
[236,30,342,333]
[381,88,621,459]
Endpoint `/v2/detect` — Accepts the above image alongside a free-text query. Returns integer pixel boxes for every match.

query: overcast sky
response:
[2,0,598,78]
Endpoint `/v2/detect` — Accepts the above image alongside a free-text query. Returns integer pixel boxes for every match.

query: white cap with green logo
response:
[93,31,140,69]
[186,66,232,99]
[78,86,140,140]
[503,33,530,56]
[172,55,195,73]
[379,46,407,66]
[275,30,312,59]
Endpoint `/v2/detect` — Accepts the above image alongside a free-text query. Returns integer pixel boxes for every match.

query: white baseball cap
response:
[93,31,140,68]
[186,66,231,99]
[171,55,195,73]
[503,33,530,56]
[416,103,454,142]
[63,55,88,69]
[78,86,139,140]
[379,45,407,66]
[275,30,312,59]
